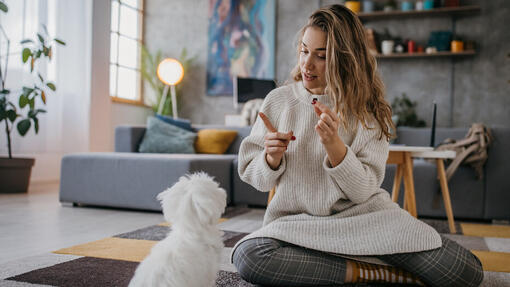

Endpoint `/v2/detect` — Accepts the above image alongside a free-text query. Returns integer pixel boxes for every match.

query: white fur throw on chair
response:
[240,99,264,126]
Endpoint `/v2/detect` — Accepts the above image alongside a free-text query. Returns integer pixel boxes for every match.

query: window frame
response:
[109,0,146,107]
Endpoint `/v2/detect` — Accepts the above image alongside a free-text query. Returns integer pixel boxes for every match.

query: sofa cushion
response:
[193,125,252,154]
[155,114,193,131]
[484,127,510,220]
[138,116,197,154]
[195,129,238,154]
[232,158,269,206]
[115,125,146,152]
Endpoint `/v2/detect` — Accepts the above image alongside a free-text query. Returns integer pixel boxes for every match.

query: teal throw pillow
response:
[138,116,197,154]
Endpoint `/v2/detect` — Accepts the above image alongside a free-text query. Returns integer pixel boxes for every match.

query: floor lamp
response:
[156,58,184,118]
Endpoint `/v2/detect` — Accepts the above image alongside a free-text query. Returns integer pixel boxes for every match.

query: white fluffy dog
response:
[129,172,227,287]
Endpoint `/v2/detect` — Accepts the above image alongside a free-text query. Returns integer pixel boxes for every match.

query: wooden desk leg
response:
[392,164,403,202]
[402,153,417,217]
[267,187,276,206]
[436,159,457,234]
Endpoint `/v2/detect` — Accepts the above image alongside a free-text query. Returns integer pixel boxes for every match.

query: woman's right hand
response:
[258,112,295,170]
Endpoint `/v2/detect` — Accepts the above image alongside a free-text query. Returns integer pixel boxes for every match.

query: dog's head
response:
[157,172,227,226]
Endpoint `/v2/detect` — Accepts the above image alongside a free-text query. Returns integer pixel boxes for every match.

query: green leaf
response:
[22,48,32,63]
[28,109,45,118]
[7,110,17,122]
[7,102,16,111]
[36,50,42,58]
[22,87,34,96]
[19,95,28,108]
[0,89,9,94]
[41,24,48,35]
[54,38,66,46]
[38,73,44,82]
[46,82,56,91]
[0,2,8,13]
[29,97,35,110]
[180,48,187,60]
[17,119,31,136]
[33,117,39,133]
[37,33,45,44]
[20,39,33,44]
[41,91,46,104]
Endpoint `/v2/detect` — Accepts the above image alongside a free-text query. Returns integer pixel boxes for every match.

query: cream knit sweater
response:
[232,81,441,261]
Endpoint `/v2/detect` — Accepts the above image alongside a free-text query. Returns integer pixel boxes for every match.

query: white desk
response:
[388,145,457,233]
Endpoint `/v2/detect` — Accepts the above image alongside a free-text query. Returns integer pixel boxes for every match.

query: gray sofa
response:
[60,125,253,211]
[60,125,510,221]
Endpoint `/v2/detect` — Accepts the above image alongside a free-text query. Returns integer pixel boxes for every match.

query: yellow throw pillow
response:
[195,129,238,154]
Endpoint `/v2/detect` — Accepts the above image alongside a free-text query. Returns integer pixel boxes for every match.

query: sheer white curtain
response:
[0,0,93,182]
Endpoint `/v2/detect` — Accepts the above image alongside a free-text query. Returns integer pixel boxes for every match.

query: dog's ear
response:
[157,176,189,222]
[191,186,227,226]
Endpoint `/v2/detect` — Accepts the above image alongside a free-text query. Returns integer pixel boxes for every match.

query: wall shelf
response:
[376,50,476,59]
[358,5,481,21]
[359,5,481,127]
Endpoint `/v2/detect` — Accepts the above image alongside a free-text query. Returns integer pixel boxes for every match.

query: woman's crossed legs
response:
[233,236,483,287]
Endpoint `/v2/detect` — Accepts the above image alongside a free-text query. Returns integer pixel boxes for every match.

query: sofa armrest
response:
[115,125,146,152]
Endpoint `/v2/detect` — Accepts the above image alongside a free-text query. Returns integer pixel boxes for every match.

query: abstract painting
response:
[207,0,275,96]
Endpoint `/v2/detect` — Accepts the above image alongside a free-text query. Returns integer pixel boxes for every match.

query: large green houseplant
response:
[0,2,65,193]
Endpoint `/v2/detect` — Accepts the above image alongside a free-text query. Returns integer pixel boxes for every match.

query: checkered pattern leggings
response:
[233,235,483,287]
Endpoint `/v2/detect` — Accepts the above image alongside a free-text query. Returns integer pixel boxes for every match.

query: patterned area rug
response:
[2,207,510,287]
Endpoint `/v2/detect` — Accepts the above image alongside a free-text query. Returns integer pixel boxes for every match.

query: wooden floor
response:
[0,182,164,265]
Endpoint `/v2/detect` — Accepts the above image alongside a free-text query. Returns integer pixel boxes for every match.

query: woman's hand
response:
[313,101,347,167]
[259,112,295,170]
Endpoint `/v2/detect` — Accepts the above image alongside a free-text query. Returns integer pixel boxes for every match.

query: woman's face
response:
[299,26,327,95]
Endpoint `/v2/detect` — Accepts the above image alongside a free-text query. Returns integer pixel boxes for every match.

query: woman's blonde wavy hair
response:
[291,5,395,141]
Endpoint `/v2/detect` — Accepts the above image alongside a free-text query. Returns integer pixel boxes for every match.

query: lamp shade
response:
[157,58,184,86]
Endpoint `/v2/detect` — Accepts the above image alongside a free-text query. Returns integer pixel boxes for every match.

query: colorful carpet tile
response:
[2,207,510,286]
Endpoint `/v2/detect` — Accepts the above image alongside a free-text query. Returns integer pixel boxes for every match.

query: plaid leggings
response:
[233,235,483,287]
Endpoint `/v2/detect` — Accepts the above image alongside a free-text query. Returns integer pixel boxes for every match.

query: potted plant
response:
[391,93,426,127]
[0,1,65,193]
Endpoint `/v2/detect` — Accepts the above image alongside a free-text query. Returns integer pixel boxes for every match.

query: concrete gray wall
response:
[144,0,509,128]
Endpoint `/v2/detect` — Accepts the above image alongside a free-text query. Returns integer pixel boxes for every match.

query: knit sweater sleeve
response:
[322,122,389,204]
[237,89,287,192]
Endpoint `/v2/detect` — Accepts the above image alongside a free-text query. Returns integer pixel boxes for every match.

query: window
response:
[109,0,144,105]
[0,0,41,92]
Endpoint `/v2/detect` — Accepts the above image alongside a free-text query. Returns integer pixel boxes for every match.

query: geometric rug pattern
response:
[2,207,510,286]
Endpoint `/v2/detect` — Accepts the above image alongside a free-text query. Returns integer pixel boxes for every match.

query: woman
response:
[231,4,483,287]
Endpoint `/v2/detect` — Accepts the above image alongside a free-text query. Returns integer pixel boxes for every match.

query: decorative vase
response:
[363,0,375,13]
[0,157,35,193]
[401,1,413,11]
[451,40,464,52]
[424,0,434,10]
[345,1,361,13]
[382,40,395,55]
[415,0,424,10]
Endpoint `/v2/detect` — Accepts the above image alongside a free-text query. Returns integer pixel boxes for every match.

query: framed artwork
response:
[207,0,276,96]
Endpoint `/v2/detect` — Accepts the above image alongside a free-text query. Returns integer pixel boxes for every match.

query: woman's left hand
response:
[313,101,342,146]
[313,100,348,167]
